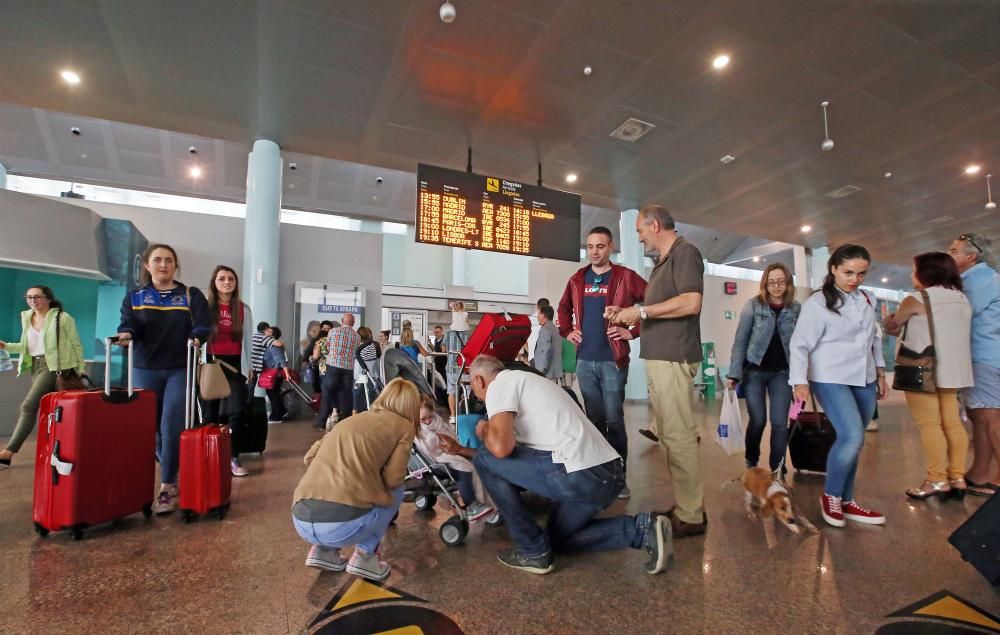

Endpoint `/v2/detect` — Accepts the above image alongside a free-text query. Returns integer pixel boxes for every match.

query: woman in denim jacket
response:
[726,263,800,474]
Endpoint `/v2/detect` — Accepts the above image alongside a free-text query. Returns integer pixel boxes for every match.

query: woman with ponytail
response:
[788,244,889,528]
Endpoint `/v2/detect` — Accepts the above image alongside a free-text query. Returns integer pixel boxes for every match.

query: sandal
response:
[966,479,998,497]
[906,481,951,501]
[948,478,967,501]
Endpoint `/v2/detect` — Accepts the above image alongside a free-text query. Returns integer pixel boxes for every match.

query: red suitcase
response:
[458,312,532,369]
[179,340,232,522]
[33,338,157,540]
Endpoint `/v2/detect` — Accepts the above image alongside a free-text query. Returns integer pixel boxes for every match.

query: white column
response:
[0,162,7,189]
[242,139,283,324]
[619,208,648,400]
[792,245,808,287]
[808,246,830,289]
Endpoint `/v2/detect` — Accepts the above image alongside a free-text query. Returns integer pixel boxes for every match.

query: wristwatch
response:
[637,304,648,320]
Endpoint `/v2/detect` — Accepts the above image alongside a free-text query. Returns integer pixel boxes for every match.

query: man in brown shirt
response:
[606,205,706,538]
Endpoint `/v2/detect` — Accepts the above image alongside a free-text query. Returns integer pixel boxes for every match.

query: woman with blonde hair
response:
[399,326,429,363]
[292,378,420,581]
[726,263,801,474]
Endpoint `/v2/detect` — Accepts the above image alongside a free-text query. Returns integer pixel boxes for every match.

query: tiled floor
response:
[1,393,997,634]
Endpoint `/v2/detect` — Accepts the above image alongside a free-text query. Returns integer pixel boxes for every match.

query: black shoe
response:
[643,514,673,575]
[496,548,554,575]
[0,456,10,468]
[638,428,660,443]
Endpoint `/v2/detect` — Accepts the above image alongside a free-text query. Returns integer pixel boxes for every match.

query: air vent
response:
[928,215,954,225]
[609,118,656,143]
[824,184,862,199]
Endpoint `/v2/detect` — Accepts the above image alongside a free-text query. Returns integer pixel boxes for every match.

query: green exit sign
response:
[724,311,735,320]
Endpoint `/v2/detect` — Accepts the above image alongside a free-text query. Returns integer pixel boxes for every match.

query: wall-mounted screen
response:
[415,163,582,261]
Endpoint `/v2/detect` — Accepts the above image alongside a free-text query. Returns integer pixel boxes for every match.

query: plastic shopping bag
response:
[716,388,745,455]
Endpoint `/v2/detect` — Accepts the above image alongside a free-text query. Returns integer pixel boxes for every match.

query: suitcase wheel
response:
[181,510,195,524]
[142,503,153,519]
[33,523,49,538]
[71,527,84,541]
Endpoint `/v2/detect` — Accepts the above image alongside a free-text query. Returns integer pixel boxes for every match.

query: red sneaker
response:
[842,500,885,525]
[820,494,845,528]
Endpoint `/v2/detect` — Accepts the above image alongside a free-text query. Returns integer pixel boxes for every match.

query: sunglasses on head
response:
[960,234,983,253]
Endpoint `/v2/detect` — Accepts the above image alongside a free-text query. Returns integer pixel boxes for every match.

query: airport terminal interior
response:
[1,1,999,633]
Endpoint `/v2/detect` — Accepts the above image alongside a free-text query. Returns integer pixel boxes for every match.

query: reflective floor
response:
[1,392,997,634]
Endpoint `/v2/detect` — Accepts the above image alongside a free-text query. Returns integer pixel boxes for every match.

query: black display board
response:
[415,163,582,261]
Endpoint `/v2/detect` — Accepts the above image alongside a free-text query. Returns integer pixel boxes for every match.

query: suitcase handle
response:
[49,440,74,485]
[104,336,134,399]
[185,339,201,430]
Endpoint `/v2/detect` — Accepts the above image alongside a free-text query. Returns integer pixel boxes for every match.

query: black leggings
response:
[201,354,244,458]
[266,376,285,421]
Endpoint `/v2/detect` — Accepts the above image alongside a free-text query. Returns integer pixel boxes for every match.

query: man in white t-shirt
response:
[439,355,672,575]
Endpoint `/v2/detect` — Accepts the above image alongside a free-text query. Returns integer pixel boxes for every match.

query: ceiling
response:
[1,0,999,268]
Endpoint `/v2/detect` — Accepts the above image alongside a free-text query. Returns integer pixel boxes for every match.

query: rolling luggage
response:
[179,340,232,522]
[787,398,835,473]
[948,492,1000,585]
[32,337,157,540]
[235,396,268,455]
[458,312,531,370]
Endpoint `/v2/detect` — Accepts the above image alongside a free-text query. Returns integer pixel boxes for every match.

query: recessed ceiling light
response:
[884,172,892,179]
[801,225,812,233]
[965,164,982,175]
[752,256,760,263]
[720,154,736,164]
[583,65,592,76]
[712,54,730,70]
[189,166,203,179]
[565,173,578,183]
[60,69,81,85]
[881,277,888,283]
[79,153,87,159]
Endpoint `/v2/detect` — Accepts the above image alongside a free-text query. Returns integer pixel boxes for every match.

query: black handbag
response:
[892,289,937,394]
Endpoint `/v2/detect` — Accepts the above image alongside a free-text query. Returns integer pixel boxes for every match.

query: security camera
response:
[376,176,384,185]
[70,126,81,136]
[289,162,298,170]
[188,146,198,154]
[439,1,456,23]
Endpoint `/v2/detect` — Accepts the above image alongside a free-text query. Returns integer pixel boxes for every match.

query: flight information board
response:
[416,163,582,261]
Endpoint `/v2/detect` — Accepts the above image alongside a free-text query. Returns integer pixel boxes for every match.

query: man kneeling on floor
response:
[438,355,672,575]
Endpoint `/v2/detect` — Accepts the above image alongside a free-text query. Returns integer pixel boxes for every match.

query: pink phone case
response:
[788,399,805,421]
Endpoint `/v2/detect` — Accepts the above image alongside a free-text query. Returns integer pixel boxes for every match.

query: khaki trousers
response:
[6,357,56,453]
[904,388,969,481]
[646,360,704,524]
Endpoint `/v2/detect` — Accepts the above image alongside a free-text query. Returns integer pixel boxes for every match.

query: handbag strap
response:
[920,289,936,349]
[54,310,63,373]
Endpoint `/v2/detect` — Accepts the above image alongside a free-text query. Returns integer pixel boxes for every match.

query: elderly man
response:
[531,305,562,382]
[606,205,707,538]
[314,313,360,429]
[439,355,672,576]
[949,233,1000,496]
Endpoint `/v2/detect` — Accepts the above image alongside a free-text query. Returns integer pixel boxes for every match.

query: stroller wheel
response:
[440,515,468,547]
[485,512,503,527]
[414,494,437,511]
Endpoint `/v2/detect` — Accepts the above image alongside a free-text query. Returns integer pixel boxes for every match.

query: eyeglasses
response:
[766,280,788,287]
[24,295,46,301]
[960,234,983,253]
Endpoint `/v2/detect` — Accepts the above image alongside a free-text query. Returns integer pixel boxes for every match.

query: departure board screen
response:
[416,163,582,261]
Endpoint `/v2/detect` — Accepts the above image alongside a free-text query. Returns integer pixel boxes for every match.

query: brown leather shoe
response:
[665,508,707,538]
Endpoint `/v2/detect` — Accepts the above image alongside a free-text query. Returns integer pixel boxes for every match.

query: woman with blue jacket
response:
[0,286,85,467]
[116,244,212,514]
[726,263,801,473]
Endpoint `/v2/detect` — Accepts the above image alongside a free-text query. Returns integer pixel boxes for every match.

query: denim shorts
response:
[962,362,1000,409]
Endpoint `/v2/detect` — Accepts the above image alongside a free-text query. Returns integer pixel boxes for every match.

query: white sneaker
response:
[154,488,177,515]
[866,421,879,432]
[230,459,249,478]
[346,549,390,581]
[305,545,346,572]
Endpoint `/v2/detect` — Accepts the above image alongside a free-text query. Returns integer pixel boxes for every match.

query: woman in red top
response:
[204,265,254,477]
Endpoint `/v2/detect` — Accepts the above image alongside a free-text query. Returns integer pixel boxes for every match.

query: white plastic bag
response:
[716,388,745,456]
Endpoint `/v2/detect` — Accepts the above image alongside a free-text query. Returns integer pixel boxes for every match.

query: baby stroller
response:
[404,445,473,546]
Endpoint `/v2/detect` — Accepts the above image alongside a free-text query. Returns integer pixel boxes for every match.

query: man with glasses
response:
[948,233,1000,496]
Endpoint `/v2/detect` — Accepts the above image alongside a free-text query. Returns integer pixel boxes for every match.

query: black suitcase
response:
[234,396,268,455]
[788,410,835,473]
[948,493,1000,586]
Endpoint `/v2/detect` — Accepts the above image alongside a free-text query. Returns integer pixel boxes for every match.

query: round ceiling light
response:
[439,1,456,23]
[801,225,812,233]
[712,54,730,70]
[565,173,578,183]
[60,69,81,85]
[965,164,982,175]
[189,166,203,179]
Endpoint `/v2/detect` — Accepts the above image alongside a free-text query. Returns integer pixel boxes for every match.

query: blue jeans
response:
[809,381,877,500]
[292,486,404,555]
[743,368,793,471]
[474,447,647,557]
[576,360,628,470]
[134,367,187,484]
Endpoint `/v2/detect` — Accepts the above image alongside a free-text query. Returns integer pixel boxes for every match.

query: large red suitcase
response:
[33,338,157,540]
[458,312,532,368]
[179,340,232,522]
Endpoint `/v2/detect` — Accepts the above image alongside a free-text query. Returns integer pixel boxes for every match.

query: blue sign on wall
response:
[318,305,362,314]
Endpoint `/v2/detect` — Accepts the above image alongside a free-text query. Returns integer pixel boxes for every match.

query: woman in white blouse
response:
[886,252,972,501]
[789,245,888,528]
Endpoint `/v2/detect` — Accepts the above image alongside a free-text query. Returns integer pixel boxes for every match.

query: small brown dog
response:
[742,467,817,546]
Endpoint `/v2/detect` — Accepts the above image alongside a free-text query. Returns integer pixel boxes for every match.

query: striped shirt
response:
[251,333,275,373]
[326,326,361,371]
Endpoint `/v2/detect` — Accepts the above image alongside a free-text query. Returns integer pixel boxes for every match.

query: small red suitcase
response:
[33,338,157,540]
[458,312,532,369]
[179,340,232,522]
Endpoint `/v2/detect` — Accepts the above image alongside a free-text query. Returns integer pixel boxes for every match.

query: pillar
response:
[619,209,648,400]
[0,162,7,189]
[792,245,808,288]
[808,246,830,289]
[242,139,282,324]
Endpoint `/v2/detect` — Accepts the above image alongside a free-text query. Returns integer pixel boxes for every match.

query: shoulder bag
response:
[199,356,237,400]
[892,289,937,394]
